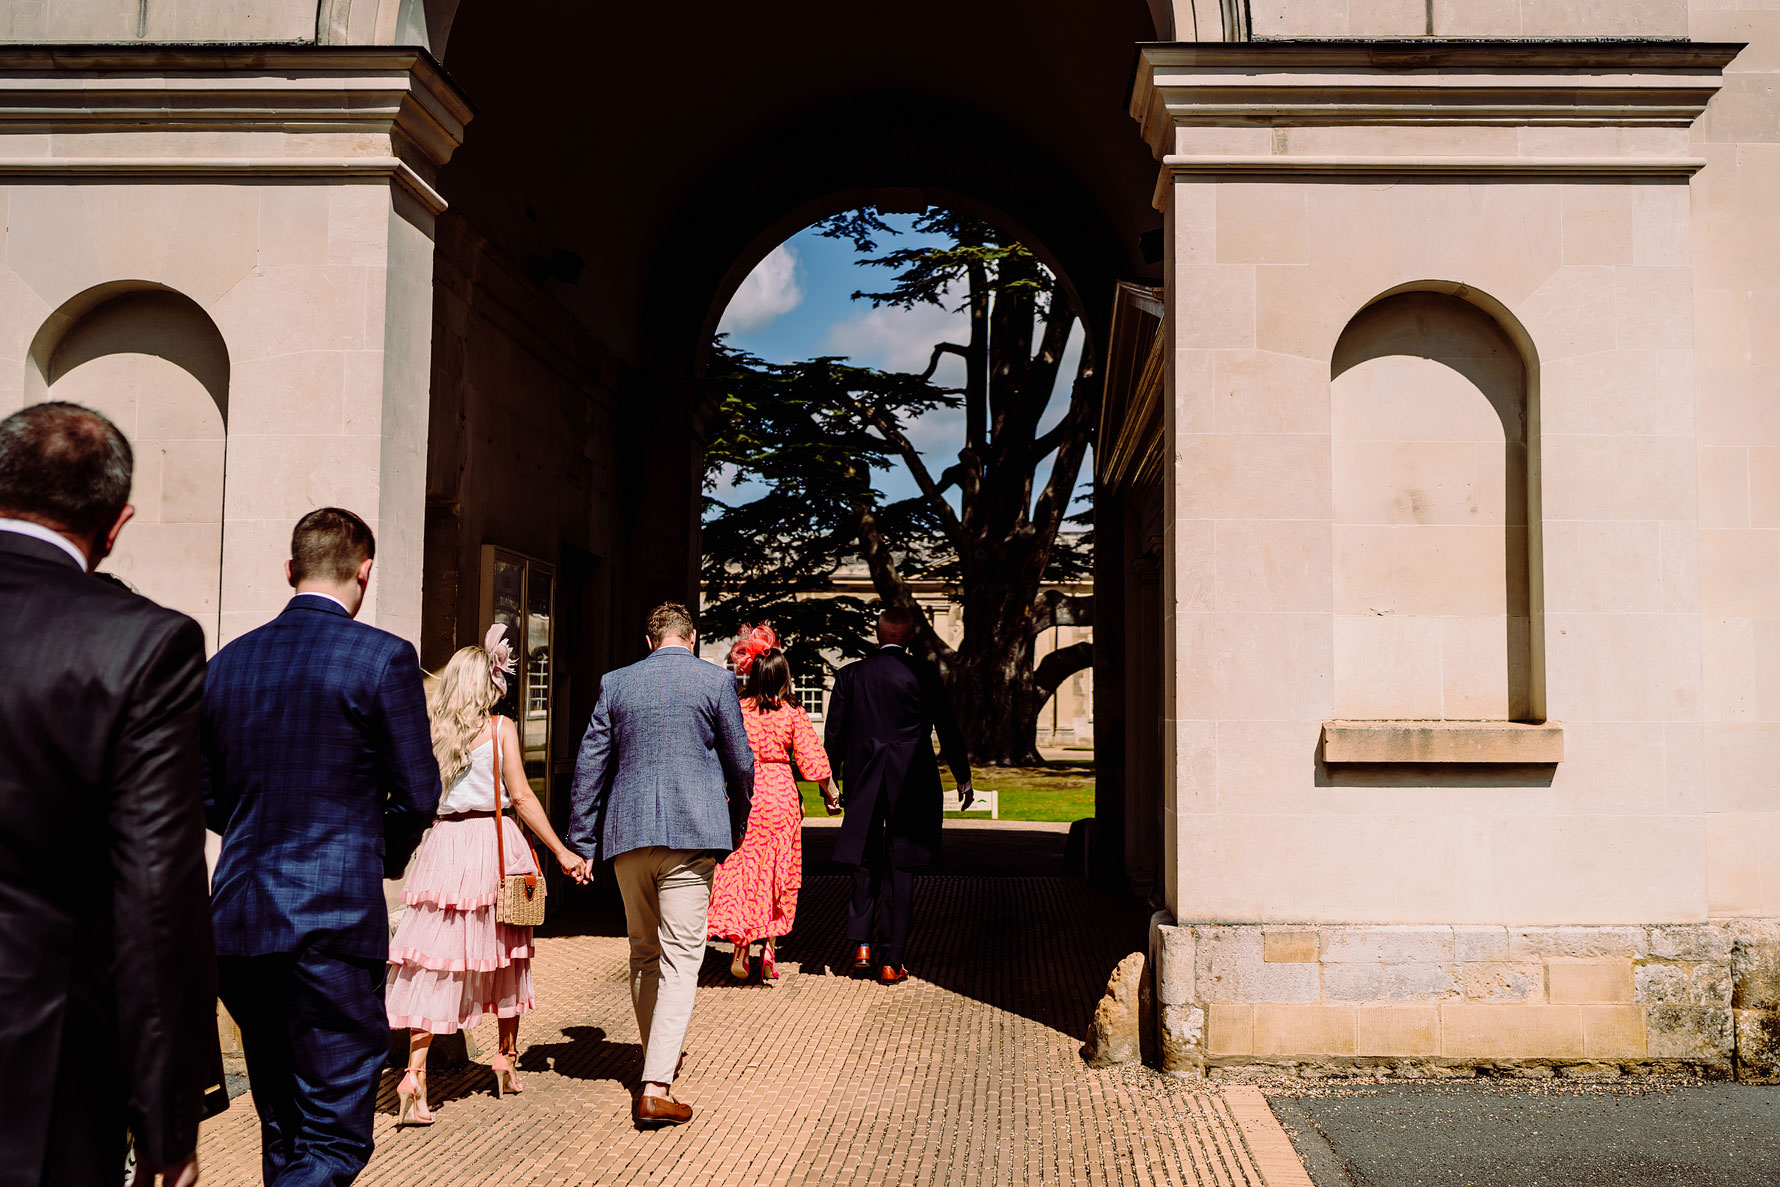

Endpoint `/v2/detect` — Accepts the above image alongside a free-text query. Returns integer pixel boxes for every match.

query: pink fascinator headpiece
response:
[484,623,517,696]
[728,622,780,676]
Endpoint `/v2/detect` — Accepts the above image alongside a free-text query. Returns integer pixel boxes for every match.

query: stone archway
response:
[412,0,1173,889]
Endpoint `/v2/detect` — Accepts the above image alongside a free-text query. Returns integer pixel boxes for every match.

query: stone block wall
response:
[1152,919,1780,1079]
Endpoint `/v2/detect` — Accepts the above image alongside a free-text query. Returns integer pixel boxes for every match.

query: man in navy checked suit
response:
[204,508,440,1187]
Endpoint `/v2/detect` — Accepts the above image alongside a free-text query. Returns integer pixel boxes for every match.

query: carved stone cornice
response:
[0,46,470,213]
[1131,39,1741,196]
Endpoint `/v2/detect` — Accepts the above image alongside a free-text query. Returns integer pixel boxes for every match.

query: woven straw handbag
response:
[491,714,547,927]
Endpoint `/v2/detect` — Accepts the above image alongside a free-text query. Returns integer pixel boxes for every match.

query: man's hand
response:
[558,850,593,885]
[133,1150,199,1187]
[957,781,974,812]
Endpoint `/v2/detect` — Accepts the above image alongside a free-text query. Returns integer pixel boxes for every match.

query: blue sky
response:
[711,212,1089,513]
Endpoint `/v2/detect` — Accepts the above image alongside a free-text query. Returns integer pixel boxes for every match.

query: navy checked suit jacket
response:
[567,646,755,864]
[203,595,440,960]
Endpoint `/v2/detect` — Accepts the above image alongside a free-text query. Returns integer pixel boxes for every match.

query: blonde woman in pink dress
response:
[708,625,837,981]
[385,626,590,1126]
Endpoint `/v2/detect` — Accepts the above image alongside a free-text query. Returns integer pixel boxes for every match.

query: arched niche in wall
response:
[26,283,231,650]
[1329,282,1544,724]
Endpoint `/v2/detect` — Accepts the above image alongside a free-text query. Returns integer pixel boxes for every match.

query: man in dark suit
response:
[204,507,439,1186]
[0,402,220,1187]
[825,605,972,985]
[568,602,753,1128]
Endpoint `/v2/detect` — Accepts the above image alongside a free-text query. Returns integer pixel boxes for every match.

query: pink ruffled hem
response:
[389,1000,534,1036]
[402,888,501,910]
[388,943,532,973]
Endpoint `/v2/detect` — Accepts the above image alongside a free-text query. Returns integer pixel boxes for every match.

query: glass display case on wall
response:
[479,546,555,814]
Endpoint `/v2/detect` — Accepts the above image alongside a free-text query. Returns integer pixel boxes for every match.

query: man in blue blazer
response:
[204,508,440,1186]
[568,602,753,1128]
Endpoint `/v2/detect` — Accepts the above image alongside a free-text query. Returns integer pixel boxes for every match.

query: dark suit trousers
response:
[218,950,388,1187]
[844,810,916,969]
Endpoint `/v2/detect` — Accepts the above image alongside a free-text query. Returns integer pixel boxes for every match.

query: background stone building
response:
[699,556,1096,749]
[4,0,1779,1076]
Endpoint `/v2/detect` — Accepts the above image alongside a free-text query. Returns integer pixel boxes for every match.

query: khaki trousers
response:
[612,846,716,1086]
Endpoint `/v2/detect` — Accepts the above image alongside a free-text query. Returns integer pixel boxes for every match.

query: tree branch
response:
[1032,590,1094,634]
[1034,640,1093,700]
[920,342,969,383]
[1030,377,1095,542]
[859,405,966,550]
[844,465,957,667]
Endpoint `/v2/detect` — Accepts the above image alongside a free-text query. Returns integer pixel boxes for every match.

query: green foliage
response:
[704,205,1098,760]
[700,344,960,675]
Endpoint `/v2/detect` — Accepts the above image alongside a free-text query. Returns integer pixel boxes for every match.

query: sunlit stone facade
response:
[5,0,1779,1075]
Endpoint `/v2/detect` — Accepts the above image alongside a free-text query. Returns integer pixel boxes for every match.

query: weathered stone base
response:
[1149,918,1780,1081]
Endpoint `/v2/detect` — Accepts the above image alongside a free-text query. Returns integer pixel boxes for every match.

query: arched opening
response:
[27,283,230,650]
[1330,284,1544,723]
[417,0,1167,887]
[699,202,1098,769]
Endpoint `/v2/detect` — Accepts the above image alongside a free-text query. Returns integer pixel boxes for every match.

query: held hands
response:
[557,849,593,885]
[957,781,975,812]
[132,1150,199,1187]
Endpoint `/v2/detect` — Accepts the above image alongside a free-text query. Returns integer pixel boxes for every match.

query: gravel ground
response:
[1265,1075,1780,1186]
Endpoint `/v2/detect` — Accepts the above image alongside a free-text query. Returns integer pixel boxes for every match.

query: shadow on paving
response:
[1270,1080,1780,1187]
[539,820,1151,1046]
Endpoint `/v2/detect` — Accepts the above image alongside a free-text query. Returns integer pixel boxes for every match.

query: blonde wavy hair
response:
[429,644,498,789]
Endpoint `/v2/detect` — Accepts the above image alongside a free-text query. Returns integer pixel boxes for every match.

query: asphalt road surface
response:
[1270,1079,1780,1186]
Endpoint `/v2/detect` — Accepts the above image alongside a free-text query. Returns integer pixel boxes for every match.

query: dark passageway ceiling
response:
[436,0,1165,372]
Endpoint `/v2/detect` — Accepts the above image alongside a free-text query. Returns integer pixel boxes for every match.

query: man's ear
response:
[644,633,656,653]
[285,558,296,588]
[91,504,135,571]
[356,556,374,588]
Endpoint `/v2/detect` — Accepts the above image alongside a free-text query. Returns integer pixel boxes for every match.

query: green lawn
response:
[798,761,1095,824]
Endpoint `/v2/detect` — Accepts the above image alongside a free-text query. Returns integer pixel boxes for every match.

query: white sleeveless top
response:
[437,739,514,815]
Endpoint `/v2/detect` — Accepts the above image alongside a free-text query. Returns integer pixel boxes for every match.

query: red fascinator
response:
[728,622,780,676]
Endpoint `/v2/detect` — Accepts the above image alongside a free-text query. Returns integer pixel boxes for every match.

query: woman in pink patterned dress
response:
[707,625,837,981]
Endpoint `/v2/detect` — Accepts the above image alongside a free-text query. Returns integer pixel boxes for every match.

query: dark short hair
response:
[646,602,696,646]
[0,401,132,538]
[878,605,917,638]
[743,648,793,711]
[290,507,375,584]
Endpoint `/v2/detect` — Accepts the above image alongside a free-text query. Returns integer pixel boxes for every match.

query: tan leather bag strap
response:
[489,714,542,882]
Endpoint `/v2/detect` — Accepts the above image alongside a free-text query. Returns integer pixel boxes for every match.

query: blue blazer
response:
[567,646,755,864]
[203,595,440,960]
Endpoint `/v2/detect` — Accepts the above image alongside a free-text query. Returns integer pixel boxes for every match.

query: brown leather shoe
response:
[851,943,872,970]
[879,965,909,985]
[634,1093,692,1127]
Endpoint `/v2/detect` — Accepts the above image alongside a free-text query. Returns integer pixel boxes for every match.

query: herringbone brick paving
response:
[197,857,1303,1186]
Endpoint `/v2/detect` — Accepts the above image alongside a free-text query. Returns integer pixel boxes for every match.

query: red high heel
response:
[396,1068,434,1126]
[762,943,778,981]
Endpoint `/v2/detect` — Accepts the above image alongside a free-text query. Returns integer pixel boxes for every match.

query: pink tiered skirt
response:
[386,814,539,1034]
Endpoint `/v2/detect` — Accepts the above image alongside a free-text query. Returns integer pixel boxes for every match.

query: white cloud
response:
[718,244,804,334]
[822,279,969,382]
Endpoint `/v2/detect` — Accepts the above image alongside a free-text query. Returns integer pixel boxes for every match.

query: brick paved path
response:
[197,844,1308,1186]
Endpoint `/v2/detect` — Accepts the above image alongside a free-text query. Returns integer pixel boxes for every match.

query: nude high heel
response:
[396,1068,434,1127]
[491,1050,523,1097]
[730,940,751,980]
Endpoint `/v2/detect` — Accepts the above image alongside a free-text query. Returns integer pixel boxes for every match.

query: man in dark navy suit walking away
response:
[825,605,972,985]
[204,508,440,1187]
